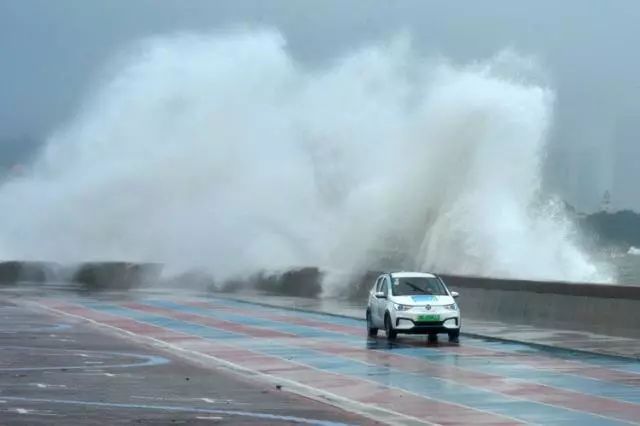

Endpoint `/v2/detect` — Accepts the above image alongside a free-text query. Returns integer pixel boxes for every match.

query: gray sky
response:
[1,0,639,211]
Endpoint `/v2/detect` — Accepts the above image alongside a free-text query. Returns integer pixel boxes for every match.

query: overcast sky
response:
[1,0,639,211]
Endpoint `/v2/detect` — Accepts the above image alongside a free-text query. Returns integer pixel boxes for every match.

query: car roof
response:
[388,271,437,279]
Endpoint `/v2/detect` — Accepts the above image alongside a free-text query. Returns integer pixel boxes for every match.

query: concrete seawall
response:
[72,262,163,291]
[0,261,163,291]
[0,261,60,284]
[439,274,640,339]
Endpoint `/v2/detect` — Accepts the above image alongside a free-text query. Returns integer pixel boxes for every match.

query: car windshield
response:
[391,276,448,296]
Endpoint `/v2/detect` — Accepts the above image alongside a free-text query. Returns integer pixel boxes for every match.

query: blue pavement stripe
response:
[150,298,640,405]
[80,299,633,425]
[149,300,361,340]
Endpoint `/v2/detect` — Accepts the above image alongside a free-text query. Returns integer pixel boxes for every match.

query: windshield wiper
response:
[404,281,432,294]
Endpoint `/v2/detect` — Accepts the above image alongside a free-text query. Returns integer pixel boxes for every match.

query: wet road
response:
[0,298,371,425]
[4,292,640,425]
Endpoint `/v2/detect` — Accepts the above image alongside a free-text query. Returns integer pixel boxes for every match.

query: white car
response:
[366,272,461,341]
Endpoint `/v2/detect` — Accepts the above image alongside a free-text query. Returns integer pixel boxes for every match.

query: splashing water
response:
[0,30,612,289]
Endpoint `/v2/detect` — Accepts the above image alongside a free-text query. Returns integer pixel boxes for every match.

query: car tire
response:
[384,314,397,340]
[366,311,378,337]
[448,329,460,342]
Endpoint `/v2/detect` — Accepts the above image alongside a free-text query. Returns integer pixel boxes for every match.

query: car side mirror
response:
[450,291,459,298]
[374,291,386,299]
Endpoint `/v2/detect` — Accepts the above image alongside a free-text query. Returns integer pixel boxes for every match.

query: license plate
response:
[417,314,440,322]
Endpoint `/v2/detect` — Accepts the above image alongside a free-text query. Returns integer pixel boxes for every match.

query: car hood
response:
[390,295,454,306]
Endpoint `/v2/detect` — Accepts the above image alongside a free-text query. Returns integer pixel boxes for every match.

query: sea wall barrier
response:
[0,261,60,284]
[0,261,162,291]
[438,274,640,339]
[72,262,163,291]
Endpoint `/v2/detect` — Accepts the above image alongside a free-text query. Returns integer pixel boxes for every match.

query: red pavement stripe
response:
[38,299,523,426]
[131,300,640,425]
[39,300,199,339]
[120,302,299,339]
[183,298,640,386]
[183,300,372,335]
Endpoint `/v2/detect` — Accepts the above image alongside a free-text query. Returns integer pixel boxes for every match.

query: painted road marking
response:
[37,299,520,425]
[52,300,623,424]
[158,297,640,402]
[0,397,352,425]
[33,300,437,425]
[36,296,640,425]
[124,299,640,425]
[0,345,168,372]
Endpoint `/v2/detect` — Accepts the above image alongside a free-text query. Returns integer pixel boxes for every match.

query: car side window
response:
[375,276,383,292]
[380,277,388,296]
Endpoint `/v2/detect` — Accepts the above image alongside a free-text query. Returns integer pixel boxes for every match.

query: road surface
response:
[2,290,640,425]
[0,297,371,425]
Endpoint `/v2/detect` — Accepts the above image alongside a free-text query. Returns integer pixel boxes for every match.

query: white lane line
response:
[32,383,68,389]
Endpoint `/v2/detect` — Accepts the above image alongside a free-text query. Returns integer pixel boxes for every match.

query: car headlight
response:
[444,303,459,311]
[393,303,412,311]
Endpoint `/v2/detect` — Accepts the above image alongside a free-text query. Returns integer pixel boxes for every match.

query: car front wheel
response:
[366,311,378,337]
[384,314,397,340]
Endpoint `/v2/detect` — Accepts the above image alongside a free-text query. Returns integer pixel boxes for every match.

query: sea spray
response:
[0,30,612,291]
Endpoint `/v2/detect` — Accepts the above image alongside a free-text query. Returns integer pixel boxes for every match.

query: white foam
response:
[0,30,611,290]
[628,247,640,256]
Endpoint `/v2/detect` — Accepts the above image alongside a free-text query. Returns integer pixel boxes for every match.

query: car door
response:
[368,277,381,318]
[374,276,389,326]
[369,276,381,326]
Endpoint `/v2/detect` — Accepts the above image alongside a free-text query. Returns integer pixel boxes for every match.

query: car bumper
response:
[393,311,460,333]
